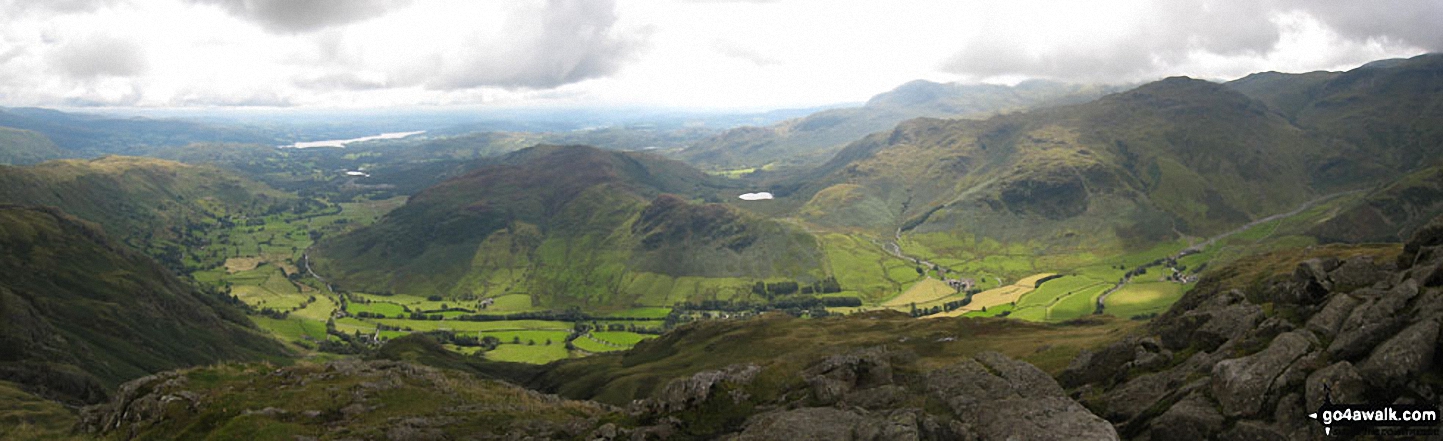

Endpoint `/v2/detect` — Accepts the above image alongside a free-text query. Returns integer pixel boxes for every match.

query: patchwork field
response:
[926,272,1055,318]
[882,277,957,307]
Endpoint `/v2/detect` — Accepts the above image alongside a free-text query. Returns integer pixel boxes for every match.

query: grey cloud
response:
[173,89,294,107]
[941,0,1434,82]
[1288,0,1443,51]
[189,0,411,33]
[50,36,148,79]
[293,72,389,91]
[0,0,124,16]
[423,0,642,90]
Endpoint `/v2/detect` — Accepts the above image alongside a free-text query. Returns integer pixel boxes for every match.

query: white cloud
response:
[0,0,1432,109]
[186,0,413,33]
[938,0,1432,83]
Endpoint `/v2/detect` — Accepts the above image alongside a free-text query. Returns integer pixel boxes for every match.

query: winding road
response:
[1092,189,1363,313]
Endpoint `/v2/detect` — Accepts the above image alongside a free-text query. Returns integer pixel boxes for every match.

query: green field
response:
[484,294,536,312]
[1104,280,1188,319]
[333,317,379,335]
[572,335,626,353]
[484,343,571,364]
[375,319,571,332]
[591,331,654,346]
[251,316,328,342]
[228,266,309,310]
[347,300,406,317]
[1048,284,1111,321]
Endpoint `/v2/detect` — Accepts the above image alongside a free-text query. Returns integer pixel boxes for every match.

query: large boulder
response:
[1211,331,1314,417]
[1326,281,1419,360]
[1144,393,1225,440]
[1304,361,1367,412]
[1358,319,1440,390]
[731,407,892,441]
[1328,256,1391,293]
[927,352,1117,440]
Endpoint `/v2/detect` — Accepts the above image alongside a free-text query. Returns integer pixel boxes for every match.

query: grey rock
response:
[1326,280,1418,360]
[733,407,874,441]
[974,351,1064,398]
[927,352,1116,440]
[1304,361,1367,412]
[1304,294,1361,340]
[1059,338,1136,387]
[971,397,1119,441]
[803,348,894,405]
[1146,394,1225,441]
[1412,262,1443,287]
[1328,256,1390,292]
[843,384,909,410]
[1358,319,1439,390]
[1400,216,1443,268]
[1293,258,1336,289]
[1126,348,1172,372]
[1219,420,1287,441]
[1211,331,1314,417]
[646,363,761,413]
[1193,303,1266,352]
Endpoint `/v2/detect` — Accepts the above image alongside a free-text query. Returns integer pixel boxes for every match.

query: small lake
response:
[738,192,774,201]
[286,131,426,148]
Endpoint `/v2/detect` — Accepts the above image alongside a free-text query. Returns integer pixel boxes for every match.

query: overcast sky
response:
[0,0,1434,110]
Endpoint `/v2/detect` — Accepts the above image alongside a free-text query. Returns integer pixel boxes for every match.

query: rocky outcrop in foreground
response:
[1063,217,1443,439]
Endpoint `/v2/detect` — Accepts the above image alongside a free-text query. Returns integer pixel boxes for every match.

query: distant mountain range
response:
[676,80,1128,169]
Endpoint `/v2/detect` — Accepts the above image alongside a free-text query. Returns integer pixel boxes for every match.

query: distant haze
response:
[288,131,426,148]
[0,0,1435,110]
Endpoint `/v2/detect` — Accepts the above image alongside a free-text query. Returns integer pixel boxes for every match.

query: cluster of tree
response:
[1033,274,1065,288]
[407,311,445,320]
[573,322,663,335]
[1130,312,1160,321]
[452,308,590,323]
[750,276,842,298]
[675,295,861,313]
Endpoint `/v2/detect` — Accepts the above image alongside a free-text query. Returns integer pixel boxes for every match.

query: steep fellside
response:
[0,127,65,165]
[789,77,1318,257]
[312,145,825,308]
[0,206,287,405]
[678,80,1122,169]
[1309,165,1443,244]
[1062,215,1443,439]
[0,156,298,273]
[1230,53,1443,187]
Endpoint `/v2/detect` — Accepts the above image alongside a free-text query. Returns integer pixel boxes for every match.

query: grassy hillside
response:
[788,77,1317,253]
[677,80,1123,170]
[1309,165,1443,243]
[312,145,826,309]
[0,205,287,405]
[0,128,64,165]
[1229,53,1443,187]
[0,156,300,273]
